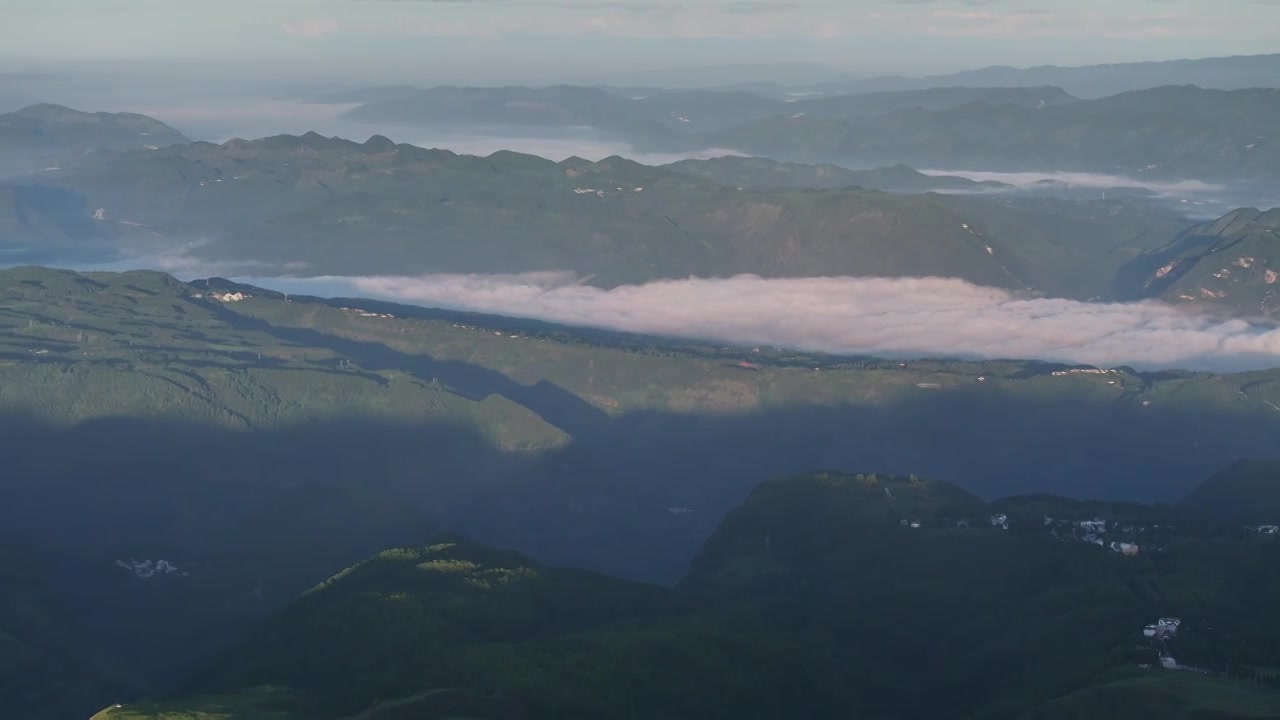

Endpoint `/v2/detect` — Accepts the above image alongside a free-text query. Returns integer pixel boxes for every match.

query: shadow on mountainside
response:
[4,301,1280,703]
[448,386,1280,583]
[208,301,614,441]
[0,414,509,690]
[3,377,1278,587]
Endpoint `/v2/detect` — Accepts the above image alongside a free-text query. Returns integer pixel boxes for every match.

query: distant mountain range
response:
[703,86,1280,183]
[664,157,1012,193]
[790,53,1280,100]
[0,103,189,178]
[330,83,1279,183]
[0,126,1216,302]
[337,84,1073,142]
[312,54,1280,103]
[1,109,1275,311]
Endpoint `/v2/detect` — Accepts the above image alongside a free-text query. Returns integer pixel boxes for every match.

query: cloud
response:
[917,169,1225,196]
[249,272,1280,372]
[282,19,342,37]
[397,131,745,164]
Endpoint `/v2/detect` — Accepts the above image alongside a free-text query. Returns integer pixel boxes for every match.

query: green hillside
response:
[1115,208,1280,317]
[188,536,671,717]
[93,471,1280,720]
[1,266,1279,713]
[2,264,1279,581]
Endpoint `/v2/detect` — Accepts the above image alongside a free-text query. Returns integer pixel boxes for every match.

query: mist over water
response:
[222,271,1280,373]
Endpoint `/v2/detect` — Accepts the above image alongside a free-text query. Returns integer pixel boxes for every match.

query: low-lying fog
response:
[921,169,1277,218]
[24,241,1280,372]
[207,270,1280,374]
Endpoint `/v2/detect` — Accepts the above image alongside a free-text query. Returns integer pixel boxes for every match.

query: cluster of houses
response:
[1137,618,1205,672]
[1143,617,1181,640]
[209,291,249,302]
[339,307,395,319]
[572,186,645,197]
[895,513,1148,557]
[1249,524,1279,534]
[1042,516,1144,555]
[115,558,188,579]
[1050,367,1120,377]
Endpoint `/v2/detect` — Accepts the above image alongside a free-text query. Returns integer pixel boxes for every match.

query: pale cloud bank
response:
[262,272,1280,372]
[918,169,1226,196]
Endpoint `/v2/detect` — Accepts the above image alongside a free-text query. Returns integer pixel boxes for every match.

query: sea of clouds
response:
[229,271,1280,373]
[26,243,1280,373]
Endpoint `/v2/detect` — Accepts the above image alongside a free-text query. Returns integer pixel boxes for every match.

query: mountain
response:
[304,84,423,105]
[702,86,1280,183]
[335,83,1278,183]
[339,84,1076,144]
[0,104,189,178]
[800,54,1280,100]
[337,83,1070,141]
[0,540,146,720]
[1114,207,1280,316]
[584,61,849,90]
[1,264,1279,701]
[95,471,1280,719]
[631,85,1076,137]
[662,157,1011,193]
[0,182,115,264]
[182,536,672,718]
[789,85,1076,117]
[340,84,680,142]
[1177,459,1280,524]
[0,133,1196,298]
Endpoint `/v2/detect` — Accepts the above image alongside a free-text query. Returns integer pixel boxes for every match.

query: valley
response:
[2,37,1280,720]
[86,472,1280,720]
[0,122,1261,309]
[0,266,1278,718]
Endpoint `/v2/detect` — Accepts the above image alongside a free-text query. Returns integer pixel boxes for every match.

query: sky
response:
[3,0,1279,80]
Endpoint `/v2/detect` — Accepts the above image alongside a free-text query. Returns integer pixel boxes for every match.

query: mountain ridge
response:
[94,469,1280,719]
[0,127,1200,299]
[0,103,189,178]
